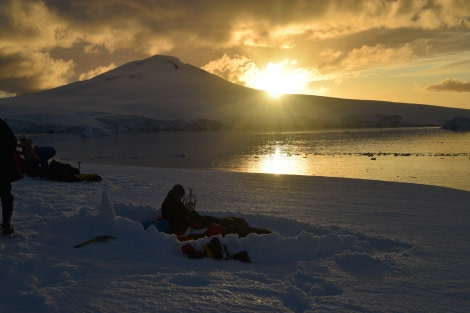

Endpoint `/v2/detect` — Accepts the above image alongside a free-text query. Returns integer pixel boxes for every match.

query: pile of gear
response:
[15,135,101,183]
[143,184,272,263]
[181,237,252,263]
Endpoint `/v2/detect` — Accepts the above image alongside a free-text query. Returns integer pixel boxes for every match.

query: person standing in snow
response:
[0,119,23,235]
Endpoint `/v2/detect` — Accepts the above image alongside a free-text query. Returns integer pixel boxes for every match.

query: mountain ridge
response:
[1,55,469,134]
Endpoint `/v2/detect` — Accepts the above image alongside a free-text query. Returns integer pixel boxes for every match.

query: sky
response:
[0,0,469,109]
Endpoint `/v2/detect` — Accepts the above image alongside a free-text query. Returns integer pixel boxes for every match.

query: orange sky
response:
[0,0,469,108]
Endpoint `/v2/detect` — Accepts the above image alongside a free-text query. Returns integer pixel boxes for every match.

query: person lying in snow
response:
[159,184,271,239]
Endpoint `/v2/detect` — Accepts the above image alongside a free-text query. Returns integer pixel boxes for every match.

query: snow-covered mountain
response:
[1,55,469,134]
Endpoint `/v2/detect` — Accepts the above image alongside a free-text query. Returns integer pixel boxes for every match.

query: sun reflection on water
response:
[253,146,309,175]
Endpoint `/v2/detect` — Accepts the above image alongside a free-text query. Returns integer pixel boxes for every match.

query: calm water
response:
[32,127,470,191]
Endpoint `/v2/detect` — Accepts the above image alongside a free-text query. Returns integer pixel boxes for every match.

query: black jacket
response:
[0,119,22,183]
[161,191,190,234]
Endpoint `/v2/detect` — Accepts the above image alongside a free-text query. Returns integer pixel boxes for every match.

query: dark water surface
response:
[32,127,470,191]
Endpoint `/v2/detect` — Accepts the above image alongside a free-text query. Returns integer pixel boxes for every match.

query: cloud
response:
[0,0,469,97]
[0,90,15,98]
[78,63,116,81]
[0,50,75,95]
[202,54,259,86]
[425,78,470,93]
[202,54,318,93]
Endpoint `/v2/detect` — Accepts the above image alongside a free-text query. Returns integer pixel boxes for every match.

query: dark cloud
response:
[425,79,470,93]
[0,50,75,95]
[0,0,469,98]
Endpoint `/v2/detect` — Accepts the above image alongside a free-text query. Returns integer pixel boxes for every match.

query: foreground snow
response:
[1,164,469,312]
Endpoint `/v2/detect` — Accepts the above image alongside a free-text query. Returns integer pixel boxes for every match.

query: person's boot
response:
[2,222,15,235]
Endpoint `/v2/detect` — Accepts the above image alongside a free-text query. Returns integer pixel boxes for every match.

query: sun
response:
[245,60,311,98]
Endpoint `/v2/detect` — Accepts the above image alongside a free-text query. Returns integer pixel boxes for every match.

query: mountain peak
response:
[137,55,182,67]
[107,55,183,74]
[94,55,185,82]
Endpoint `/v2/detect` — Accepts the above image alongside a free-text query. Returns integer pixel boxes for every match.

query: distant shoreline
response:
[6,118,454,136]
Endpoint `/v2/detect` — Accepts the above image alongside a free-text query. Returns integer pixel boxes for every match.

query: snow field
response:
[2,163,469,312]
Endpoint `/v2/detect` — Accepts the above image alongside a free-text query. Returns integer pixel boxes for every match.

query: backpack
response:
[182,237,252,263]
[47,160,81,182]
[204,237,224,260]
[34,146,56,160]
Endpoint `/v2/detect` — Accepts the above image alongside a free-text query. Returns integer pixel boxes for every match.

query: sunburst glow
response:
[245,60,311,97]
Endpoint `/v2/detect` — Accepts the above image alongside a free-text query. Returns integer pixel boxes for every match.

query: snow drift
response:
[3,164,469,312]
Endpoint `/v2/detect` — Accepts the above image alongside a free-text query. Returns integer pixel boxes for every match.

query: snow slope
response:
[1,55,469,134]
[1,163,469,312]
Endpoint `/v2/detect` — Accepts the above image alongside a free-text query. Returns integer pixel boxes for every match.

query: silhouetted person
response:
[161,184,191,234]
[0,119,23,234]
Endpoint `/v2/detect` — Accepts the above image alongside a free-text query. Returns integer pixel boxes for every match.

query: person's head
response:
[170,184,185,199]
[20,134,28,142]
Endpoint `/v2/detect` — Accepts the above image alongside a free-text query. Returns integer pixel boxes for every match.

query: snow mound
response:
[97,191,116,219]
[113,201,412,269]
